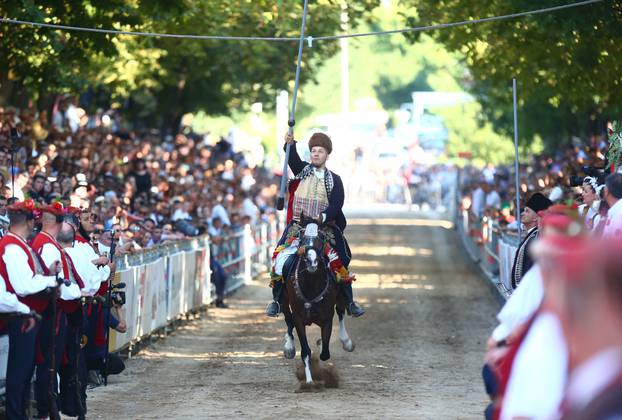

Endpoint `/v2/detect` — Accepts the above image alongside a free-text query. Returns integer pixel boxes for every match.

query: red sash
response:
[286,179,301,225]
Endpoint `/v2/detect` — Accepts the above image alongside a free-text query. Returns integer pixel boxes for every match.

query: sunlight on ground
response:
[140,349,281,361]
[351,260,382,268]
[350,245,434,257]
[355,273,436,290]
[347,218,454,229]
[352,273,428,282]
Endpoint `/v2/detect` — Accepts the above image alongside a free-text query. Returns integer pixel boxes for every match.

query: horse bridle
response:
[293,232,330,317]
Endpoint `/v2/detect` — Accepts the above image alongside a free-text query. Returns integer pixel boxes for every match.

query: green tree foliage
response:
[0,0,379,129]
[401,0,622,147]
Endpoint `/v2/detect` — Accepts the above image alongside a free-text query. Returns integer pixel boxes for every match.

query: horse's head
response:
[299,212,323,228]
[299,221,324,274]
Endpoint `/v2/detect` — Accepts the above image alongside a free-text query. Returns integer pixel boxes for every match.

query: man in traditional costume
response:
[265,132,364,318]
[510,192,552,289]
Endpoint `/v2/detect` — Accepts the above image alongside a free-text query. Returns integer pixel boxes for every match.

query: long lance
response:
[276,0,310,211]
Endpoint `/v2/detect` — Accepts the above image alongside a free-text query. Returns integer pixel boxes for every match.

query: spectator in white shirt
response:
[211,199,231,227]
[602,173,622,237]
[484,183,502,210]
[208,217,223,238]
[471,183,485,218]
[171,200,191,222]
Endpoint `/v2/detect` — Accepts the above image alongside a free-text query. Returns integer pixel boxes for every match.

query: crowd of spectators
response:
[460,136,616,234]
[0,98,280,255]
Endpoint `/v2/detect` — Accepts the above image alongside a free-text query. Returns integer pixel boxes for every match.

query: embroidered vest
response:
[288,164,334,223]
[511,227,538,288]
[0,233,49,313]
[292,173,329,221]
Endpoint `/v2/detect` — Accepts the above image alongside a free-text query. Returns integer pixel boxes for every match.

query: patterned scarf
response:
[292,164,335,197]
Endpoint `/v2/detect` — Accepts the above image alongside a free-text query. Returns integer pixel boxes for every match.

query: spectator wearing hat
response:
[510,192,553,289]
[602,173,622,238]
[0,200,61,419]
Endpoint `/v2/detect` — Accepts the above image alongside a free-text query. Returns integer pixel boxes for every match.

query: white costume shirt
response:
[0,274,31,314]
[564,347,622,412]
[65,244,109,295]
[492,265,544,342]
[603,199,622,237]
[3,244,57,296]
[39,243,81,301]
[500,311,568,420]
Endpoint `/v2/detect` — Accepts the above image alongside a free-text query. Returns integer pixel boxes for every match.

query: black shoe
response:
[266,282,284,317]
[346,302,365,317]
[215,300,229,308]
[265,301,280,317]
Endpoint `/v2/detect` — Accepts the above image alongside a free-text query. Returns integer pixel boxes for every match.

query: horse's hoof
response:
[284,347,296,359]
[341,339,355,352]
[320,352,330,361]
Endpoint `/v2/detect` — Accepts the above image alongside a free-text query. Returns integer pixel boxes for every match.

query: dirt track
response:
[88,207,499,419]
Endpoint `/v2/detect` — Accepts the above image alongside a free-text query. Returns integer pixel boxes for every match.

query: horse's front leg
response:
[282,305,296,359]
[293,319,313,383]
[319,320,333,361]
[336,307,355,352]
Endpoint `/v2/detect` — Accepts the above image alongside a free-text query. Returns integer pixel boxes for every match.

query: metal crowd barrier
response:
[0,218,282,390]
[455,209,519,301]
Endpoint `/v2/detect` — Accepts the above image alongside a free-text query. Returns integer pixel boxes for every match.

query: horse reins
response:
[293,253,330,319]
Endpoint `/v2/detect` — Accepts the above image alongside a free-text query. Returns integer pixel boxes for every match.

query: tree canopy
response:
[0,0,379,130]
[402,0,622,147]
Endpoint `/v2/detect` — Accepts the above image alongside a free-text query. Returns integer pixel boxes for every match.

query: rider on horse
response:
[265,132,365,318]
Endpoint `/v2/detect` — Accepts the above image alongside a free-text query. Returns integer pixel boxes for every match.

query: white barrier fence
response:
[0,218,281,391]
[455,209,520,301]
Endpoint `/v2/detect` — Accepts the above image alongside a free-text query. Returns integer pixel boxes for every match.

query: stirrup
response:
[265,301,281,317]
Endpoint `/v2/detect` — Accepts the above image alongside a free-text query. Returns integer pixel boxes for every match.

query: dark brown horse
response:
[281,215,355,383]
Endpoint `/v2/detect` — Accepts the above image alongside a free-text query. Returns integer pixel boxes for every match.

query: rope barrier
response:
[0,0,604,43]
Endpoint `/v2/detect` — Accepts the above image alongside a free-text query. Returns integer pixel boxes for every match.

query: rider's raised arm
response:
[322,173,345,223]
[283,141,307,176]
